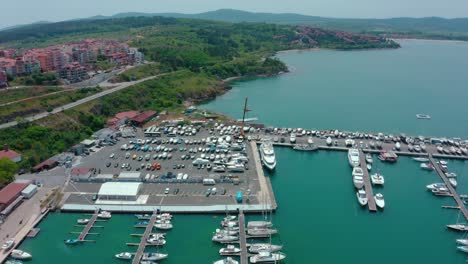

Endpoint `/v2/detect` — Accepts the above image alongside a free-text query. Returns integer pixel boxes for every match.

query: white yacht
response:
[447,224,468,231]
[352,167,364,189]
[10,249,32,260]
[154,222,173,230]
[219,245,241,255]
[212,233,238,243]
[289,133,296,143]
[77,219,89,224]
[365,154,373,164]
[326,137,332,146]
[213,257,239,264]
[141,252,168,261]
[356,189,368,206]
[249,243,283,253]
[449,178,458,187]
[2,239,15,250]
[250,252,286,263]
[259,139,276,170]
[456,239,468,246]
[374,193,385,209]
[115,252,133,260]
[370,173,384,185]
[426,183,446,191]
[97,211,112,219]
[348,149,360,167]
[247,221,273,229]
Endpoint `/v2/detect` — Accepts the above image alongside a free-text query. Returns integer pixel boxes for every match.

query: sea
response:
[17,40,468,263]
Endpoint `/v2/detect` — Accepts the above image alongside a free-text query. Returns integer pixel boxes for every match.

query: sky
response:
[2,0,468,29]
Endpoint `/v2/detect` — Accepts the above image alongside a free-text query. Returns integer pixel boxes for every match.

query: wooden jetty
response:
[238,211,248,264]
[429,155,468,221]
[359,150,377,212]
[131,210,158,264]
[78,208,100,241]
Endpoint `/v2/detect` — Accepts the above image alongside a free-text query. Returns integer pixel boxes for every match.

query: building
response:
[106,110,139,128]
[0,182,29,211]
[131,110,157,126]
[97,182,141,201]
[21,184,38,199]
[71,167,92,180]
[58,62,89,83]
[0,145,21,163]
[33,159,58,172]
[0,70,7,88]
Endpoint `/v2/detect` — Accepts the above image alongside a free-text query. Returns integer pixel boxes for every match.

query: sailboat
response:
[447,210,468,231]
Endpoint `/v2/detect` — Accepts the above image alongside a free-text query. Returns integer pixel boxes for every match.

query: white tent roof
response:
[98,182,141,196]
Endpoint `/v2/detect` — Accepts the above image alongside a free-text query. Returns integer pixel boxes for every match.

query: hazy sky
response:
[2,0,468,29]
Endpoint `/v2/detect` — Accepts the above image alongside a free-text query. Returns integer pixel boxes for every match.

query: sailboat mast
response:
[240,97,248,138]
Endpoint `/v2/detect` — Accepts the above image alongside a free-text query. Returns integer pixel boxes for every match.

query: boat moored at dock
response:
[10,250,32,260]
[248,243,283,253]
[141,252,168,261]
[259,139,276,170]
[447,224,468,232]
[115,252,133,260]
[249,251,286,263]
[356,189,368,206]
[219,245,241,255]
[213,257,239,264]
[348,149,360,167]
[374,193,385,209]
[370,173,384,185]
[2,240,14,251]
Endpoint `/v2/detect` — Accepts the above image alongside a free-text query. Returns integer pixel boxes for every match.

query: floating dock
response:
[429,155,468,221]
[359,150,377,212]
[238,211,248,264]
[131,210,158,264]
[78,208,100,241]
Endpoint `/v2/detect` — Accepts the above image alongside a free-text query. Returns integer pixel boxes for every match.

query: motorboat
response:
[136,214,151,220]
[439,160,448,165]
[356,189,368,206]
[413,157,429,162]
[215,228,238,236]
[416,114,431,119]
[426,183,446,191]
[365,154,373,164]
[247,228,278,236]
[250,251,286,263]
[457,246,468,253]
[326,137,332,146]
[447,224,468,231]
[432,187,450,196]
[259,139,276,170]
[149,233,166,239]
[249,243,283,253]
[352,168,365,189]
[141,252,168,261]
[456,239,468,246]
[10,250,32,260]
[446,172,457,178]
[154,222,173,230]
[348,149,360,167]
[374,193,385,209]
[366,164,372,171]
[449,178,458,187]
[146,237,166,246]
[293,144,318,151]
[223,215,237,222]
[2,239,14,250]
[97,211,112,219]
[219,245,241,255]
[212,233,238,243]
[420,163,434,170]
[115,252,133,260]
[378,151,398,162]
[370,173,384,185]
[157,213,172,219]
[64,239,81,245]
[247,221,272,229]
[221,221,239,227]
[4,260,22,264]
[213,257,239,264]
[289,133,296,143]
[436,146,444,153]
[77,219,89,224]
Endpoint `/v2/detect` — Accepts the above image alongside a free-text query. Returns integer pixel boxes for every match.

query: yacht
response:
[426,183,446,191]
[370,173,384,185]
[447,224,468,231]
[141,252,168,261]
[352,167,364,189]
[432,187,450,196]
[77,219,89,224]
[449,178,458,187]
[457,246,468,253]
[250,252,286,263]
[247,221,272,229]
[146,237,166,246]
[420,163,434,170]
[97,211,112,219]
[213,257,239,264]
[413,157,429,162]
[212,234,238,243]
[154,222,173,230]
[115,252,133,260]
[289,133,296,143]
[456,239,468,246]
[356,189,368,206]
[348,149,360,167]
[374,193,385,209]
[215,228,238,236]
[416,114,431,119]
[247,228,278,236]
[259,139,276,170]
[365,154,373,164]
[157,213,173,220]
[249,243,283,253]
[2,239,15,250]
[219,245,241,255]
[10,250,32,260]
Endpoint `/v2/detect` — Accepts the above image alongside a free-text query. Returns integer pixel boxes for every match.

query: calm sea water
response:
[17,40,468,263]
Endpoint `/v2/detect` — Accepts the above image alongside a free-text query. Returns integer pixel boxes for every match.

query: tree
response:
[0,158,18,185]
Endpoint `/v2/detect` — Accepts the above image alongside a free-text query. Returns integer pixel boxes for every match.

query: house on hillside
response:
[0,145,21,163]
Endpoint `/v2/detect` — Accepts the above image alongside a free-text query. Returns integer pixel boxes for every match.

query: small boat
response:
[420,163,434,170]
[449,178,458,187]
[10,250,32,260]
[395,142,401,150]
[97,211,112,219]
[369,141,375,149]
[156,213,172,219]
[366,164,372,171]
[215,228,238,236]
[222,221,239,227]
[219,245,241,255]
[370,173,384,185]
[64,239,81,244]
[457,246,468,253]
[446,172,457,178]
[356,189,368,206]
[365,154,373,164]
[154,222,173,230]
[77,219,89,224]
[141,252,168,261]
[146,237,166,245]
[136,221,149,226]
[212,234,238,243]
[247,221,272,229]
[439,160,448,165]
[352,167,364,189]
[416,114,431,119]
[456,239,468,246]
[135,214,151,220]
[5,260,23,264]
[432,187,450,196]
[249,243,283,253]
[374,193,385,209]
[223,215,237,222]
[426,183,446,191]
[250,251,286,263]
[2,239,15,250]
[408,144,414,152]
[326,137,332,146]
[448,224,468,231]
[115,252,133,260]
[213,257,239,264]
[413,157,429,162]
[348,149,360,167]
[346,139,355,147]
[247,228,278,236]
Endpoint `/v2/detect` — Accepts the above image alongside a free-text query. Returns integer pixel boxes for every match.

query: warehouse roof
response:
[98,182,141,196]
[0,182,28,204]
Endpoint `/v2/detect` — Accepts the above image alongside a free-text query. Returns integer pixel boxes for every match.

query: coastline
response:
[391,37,468,44]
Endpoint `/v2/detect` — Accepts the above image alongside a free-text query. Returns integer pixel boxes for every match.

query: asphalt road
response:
[0,73,168,130]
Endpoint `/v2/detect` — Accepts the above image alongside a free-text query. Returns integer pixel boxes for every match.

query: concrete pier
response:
[238,211,248,264]
[131,210,158,264]
[359,150,377,212]
[78,208,99,241]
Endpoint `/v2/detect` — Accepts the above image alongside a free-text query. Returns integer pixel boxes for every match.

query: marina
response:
[77,209,100,242]
[131,210,159,264]
[359,150,377,212]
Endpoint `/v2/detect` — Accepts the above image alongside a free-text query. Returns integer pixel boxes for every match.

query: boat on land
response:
[2,239,15,250]
[77,219,89,224]
[413,157,429,162]
[219,245,241,255]
[250,251,286,263]
[10,250,32,260]
[426,183,446,191]
[307,137,314,144]
[356,189,368,206]
[293,144,318,151]
[395,142,401,150]
[371,173,384,185]
[374,193,385,209]
[141,252,168,261]
[289,133,296,143]
[213,257,239,264]
[249,243,283,253]
[365,154,373,164]
[259,139,276,170]
[326,137,332,146]
[416,114,431,119]
[348,149,360,167]
[447,224,468,231]
[97,211,111,219]
[115,252,133,260]
[247,221,272,229]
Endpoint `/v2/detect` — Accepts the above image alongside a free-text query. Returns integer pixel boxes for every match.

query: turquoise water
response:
[204,40,468,138]
[17,40,468,263]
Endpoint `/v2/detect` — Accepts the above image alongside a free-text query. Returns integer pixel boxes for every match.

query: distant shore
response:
[276,47,322,54]
[392,38,468,44]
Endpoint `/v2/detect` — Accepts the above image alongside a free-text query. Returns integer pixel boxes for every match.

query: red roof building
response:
[33,159,58,172]
[0,182,29,211]
[0,147,21,163]
[131,110,157,126]
[116,111,139,120]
